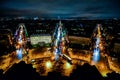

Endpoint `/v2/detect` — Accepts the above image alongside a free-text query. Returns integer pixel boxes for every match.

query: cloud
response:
[84,6,106,14]
[0,0,120,18]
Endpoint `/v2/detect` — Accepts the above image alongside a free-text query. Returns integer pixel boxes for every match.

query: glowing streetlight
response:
[65,62,71,69]
[45,61,52,69]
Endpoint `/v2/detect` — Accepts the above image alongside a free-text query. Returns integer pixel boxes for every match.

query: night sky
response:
[0,0,120,18]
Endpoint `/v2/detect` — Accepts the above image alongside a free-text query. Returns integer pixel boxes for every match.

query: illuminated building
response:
[30,34,52,47]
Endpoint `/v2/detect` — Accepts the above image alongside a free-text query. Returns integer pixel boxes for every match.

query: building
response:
[0,29,13,55]
[30,34,52,47]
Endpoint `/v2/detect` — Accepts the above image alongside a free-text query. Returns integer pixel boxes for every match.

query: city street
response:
[0,47,120,77]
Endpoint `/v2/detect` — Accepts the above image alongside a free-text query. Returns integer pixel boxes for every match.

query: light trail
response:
[52,20,72,63]
[14,23,29,60]
[92,24,102,63]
